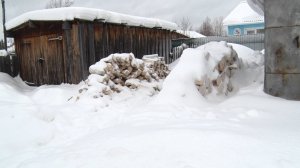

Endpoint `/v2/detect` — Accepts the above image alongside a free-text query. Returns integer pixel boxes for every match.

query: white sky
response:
[0,0,242,39]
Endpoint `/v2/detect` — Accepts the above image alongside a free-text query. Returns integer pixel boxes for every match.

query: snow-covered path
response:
[1,72,300,168]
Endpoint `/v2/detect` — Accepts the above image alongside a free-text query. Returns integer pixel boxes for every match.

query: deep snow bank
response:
[0,73,53,158]
[228,43,264,88]
[0,73,85,159]
[155,42,264,105]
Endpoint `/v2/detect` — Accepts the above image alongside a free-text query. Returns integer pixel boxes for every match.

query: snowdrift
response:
[2,43,300,168]
[155,41,264,105]
[75,42,264,104]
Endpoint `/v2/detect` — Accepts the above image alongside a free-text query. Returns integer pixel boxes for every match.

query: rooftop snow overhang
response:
[6,7,178,31]
[223,19,264,26]
[223,1,264,26]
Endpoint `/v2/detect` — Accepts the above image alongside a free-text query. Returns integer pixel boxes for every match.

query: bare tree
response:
[198,16,225,36]
[46,0,74,9]
[173,17,194,37]
[198,17,214,36]
[212,16,225,36]
[179,17,193,32]
[174,16,193,36]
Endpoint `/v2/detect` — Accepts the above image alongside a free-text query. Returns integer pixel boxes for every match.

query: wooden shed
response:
[6,7,186,85]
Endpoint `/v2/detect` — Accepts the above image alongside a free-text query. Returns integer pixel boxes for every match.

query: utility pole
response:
[1,0,7,50]
[263,0,300,100]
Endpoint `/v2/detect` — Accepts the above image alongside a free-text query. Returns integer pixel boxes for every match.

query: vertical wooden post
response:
[1,0,7,50]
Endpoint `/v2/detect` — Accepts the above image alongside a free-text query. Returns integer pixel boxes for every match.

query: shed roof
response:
[223,1,264,26]
[6,7,178,31]
[176,30,206,38]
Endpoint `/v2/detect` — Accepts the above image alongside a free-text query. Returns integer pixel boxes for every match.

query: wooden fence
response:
[168,34,264,64]
[0,54,19,77]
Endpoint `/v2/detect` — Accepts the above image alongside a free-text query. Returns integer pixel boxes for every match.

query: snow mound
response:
[156,41,264,105]
[229,43,264,67]
[0,73,54,157]
[229,43,264,90]
[169,43,189,70]
[75,53,169,100]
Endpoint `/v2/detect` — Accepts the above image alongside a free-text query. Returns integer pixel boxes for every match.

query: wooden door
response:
[40,33,65,84]
[19,37,43,85]
[18,34,65,85]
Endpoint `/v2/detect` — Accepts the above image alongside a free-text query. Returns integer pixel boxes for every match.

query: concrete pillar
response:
[264,0,300,100]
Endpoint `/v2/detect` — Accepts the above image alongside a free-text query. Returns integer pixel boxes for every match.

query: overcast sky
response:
[1,0,242,38]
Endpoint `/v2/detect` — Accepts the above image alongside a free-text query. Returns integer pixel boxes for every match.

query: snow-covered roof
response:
[223,1,264,26]
[6,7,178,31]
[176,30,206,38]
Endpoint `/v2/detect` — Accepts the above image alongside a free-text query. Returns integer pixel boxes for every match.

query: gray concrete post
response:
[264,0,300,100]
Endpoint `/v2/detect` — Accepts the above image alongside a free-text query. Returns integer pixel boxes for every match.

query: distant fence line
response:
[168,34,264,64]
[0,54,19,77]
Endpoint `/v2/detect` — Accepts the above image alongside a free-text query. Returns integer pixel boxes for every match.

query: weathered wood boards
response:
[9,21,185,85]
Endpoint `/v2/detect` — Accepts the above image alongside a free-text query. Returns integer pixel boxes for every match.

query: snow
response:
[223,1,264,26]
[157,42,264,105]
[156,42,234,105]
[229,43,264,66]
[1,42,300,168]
[7,40,15,54]
[176,30,206,38]
[7,46,15,54]
[0,50,8,57]
[6,7,178,31]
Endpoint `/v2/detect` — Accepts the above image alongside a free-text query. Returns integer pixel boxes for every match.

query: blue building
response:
[223,1,264,36]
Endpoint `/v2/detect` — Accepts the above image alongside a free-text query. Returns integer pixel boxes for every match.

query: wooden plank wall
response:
[65,23,82,84]
[41,33,65,84]
[92,22,185,60]
[15,36,40,84]
[11,21,186,85]
[79,21,185,83]
[14,22,67,85]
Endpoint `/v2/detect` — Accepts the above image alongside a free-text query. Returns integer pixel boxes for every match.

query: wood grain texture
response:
[9,21,186,85]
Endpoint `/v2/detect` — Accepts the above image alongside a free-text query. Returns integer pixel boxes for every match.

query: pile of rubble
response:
[79,53,169,97]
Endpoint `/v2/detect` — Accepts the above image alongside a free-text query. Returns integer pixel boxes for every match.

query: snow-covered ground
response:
[1,43,300,168]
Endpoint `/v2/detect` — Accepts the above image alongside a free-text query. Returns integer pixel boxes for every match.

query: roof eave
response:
[223,21,264,26]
